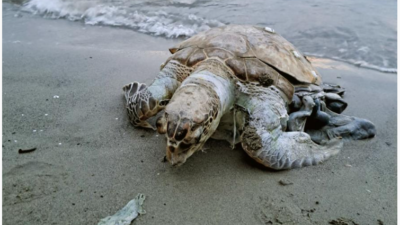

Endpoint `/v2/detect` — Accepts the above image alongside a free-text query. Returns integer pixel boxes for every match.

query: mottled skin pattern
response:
[123,25,376,170]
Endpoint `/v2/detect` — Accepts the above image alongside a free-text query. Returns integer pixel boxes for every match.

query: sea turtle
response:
[122,25,376,170]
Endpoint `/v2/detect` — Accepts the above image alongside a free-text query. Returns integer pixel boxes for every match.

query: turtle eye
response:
[175,128,188,141]
[175,119,190,141]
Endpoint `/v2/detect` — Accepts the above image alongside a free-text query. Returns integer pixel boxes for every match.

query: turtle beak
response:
[170,157,185,167]
[165,142,199,167]
[166,147,187,167]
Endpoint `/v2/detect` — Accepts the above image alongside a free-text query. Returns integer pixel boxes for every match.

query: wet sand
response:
[2,9,397,225]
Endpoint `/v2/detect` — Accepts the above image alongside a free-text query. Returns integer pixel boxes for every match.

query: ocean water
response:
[5,0,397,73]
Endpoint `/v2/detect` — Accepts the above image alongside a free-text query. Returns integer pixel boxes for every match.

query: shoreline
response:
[3,7,397,225]
[3,2,397,74]
[305,53,397,74]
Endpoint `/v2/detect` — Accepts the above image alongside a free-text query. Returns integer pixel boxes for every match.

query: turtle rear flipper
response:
[239,86,342,170]
[306,102,376,144]
[242,127,342,170]
[306,116,376,144]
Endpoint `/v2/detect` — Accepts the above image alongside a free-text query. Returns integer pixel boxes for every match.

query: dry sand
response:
[2,8,397,225]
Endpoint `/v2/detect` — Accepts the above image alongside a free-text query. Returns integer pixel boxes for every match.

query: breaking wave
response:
[21,0,225,38]
[13,0,398,73]
[304,52,397,73]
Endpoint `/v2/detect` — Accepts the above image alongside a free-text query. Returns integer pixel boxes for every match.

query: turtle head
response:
[156,85,221,167]
[156,112,219,166]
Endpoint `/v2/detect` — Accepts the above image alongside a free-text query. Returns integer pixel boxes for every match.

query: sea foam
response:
[22,0,225,38]
[19,0,397,73]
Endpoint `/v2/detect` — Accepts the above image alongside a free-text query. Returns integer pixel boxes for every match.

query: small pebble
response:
[14,140,18,143]
[58,143,62,146]
[33,130,37,132]
[115,118,118,120]
[157,173,160,176]
[279,179,293,186]
[53,95,60,99]
[44,114,48,116]
[345,164,352,167]
[39,130,43,132]
[366,189,371,193]
[21,114,24,116]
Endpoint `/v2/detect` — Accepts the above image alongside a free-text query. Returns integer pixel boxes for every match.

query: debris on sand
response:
[18,147,37,154]
[97,194,146,225]
[278,179,293,186]
[329,217,359,225]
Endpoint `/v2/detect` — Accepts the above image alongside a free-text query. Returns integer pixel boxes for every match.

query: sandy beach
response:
[2,7,397,225]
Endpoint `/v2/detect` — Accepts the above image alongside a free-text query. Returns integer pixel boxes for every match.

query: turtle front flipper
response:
[123,82,167,129]
[123,60,193,129]
[238,86,342,170]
